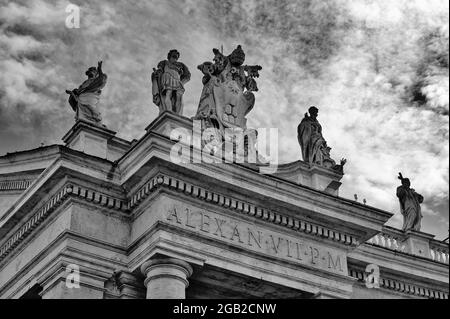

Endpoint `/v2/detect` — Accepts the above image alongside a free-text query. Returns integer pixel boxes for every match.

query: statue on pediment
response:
[66,61,108,125]
[194,45,262,158]
[397,173,423,232]
[298,106,343,171]
[152,49,191,115]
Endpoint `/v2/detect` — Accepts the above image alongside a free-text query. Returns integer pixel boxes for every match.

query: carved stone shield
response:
[213,78,254,130]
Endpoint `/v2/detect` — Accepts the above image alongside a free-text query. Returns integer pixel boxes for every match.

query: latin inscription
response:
[166,206,346,274]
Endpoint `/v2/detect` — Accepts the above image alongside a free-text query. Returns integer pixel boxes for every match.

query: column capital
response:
[140,258,193,299]
[141,258,193,279]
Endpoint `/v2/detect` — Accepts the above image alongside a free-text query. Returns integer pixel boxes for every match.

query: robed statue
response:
[298,106,345,171]
[397,173,424,232]
[152,50,191,115]
[66,61,107,124]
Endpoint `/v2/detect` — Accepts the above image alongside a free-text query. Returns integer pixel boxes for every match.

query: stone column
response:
[140,258,193,299]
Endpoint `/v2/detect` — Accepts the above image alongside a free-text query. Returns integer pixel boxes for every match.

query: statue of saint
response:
[297,106,337,168]
[152,49,191,115]
[65,61,107,125]
[397,173,424,232]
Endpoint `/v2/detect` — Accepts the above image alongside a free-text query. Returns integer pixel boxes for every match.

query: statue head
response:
[308,106,319,119]
[198,62,215,75]
[167,49,180,63]
[85,66,98,78]
[212,48,225,66]
[402,178,411,188]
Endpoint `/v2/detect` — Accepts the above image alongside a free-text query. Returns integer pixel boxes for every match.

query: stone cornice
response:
[128,172,360,248]
[0,184,71,261]
[348,244,449,283]
[0,183,128,263]
[0,149,124,234]
[348,266,449,299]
[0,179,33,192]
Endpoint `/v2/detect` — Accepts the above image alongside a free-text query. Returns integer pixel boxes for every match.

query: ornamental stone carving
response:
[194,45,262,159]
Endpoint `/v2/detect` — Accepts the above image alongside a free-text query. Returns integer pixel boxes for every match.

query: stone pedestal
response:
[145,111,193,138]
[273,161,344,195]
[403,230,435,259]
[141,258,193,299]
[62,120,132,161]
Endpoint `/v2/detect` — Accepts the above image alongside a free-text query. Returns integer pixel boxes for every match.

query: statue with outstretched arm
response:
[396,173,424,232]
[66,61,108,124]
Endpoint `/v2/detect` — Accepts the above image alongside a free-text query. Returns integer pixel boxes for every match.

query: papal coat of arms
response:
[195,45,262,159]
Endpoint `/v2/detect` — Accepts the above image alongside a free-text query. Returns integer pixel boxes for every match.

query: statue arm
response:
[396,186,407,213]
[396,186,406,199]
[181,63,191,84]
[77,75,107,95]
[97,61,104,75]
[243,65,262,78]
[157,60,166,71]
[298,117,312,155]
[415,192,424,203]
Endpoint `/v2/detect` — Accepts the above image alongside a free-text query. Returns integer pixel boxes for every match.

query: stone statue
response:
[297,106,340,169]
[397,173,424,232]
[66,61,107,125]
[152,49,191,115]
[195,45,262,153]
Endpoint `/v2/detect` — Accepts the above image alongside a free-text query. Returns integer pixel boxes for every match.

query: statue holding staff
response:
[397,173,424,232]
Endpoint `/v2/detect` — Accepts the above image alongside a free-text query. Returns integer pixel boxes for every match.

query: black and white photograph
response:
[0,0,448,310]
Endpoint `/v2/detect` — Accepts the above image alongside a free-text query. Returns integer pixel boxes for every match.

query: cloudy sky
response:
[0,0,448,239]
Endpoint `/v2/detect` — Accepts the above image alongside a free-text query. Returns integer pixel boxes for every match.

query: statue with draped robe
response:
[297,106,341,169]
[66,61,107,125]
[397,173,424,232]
